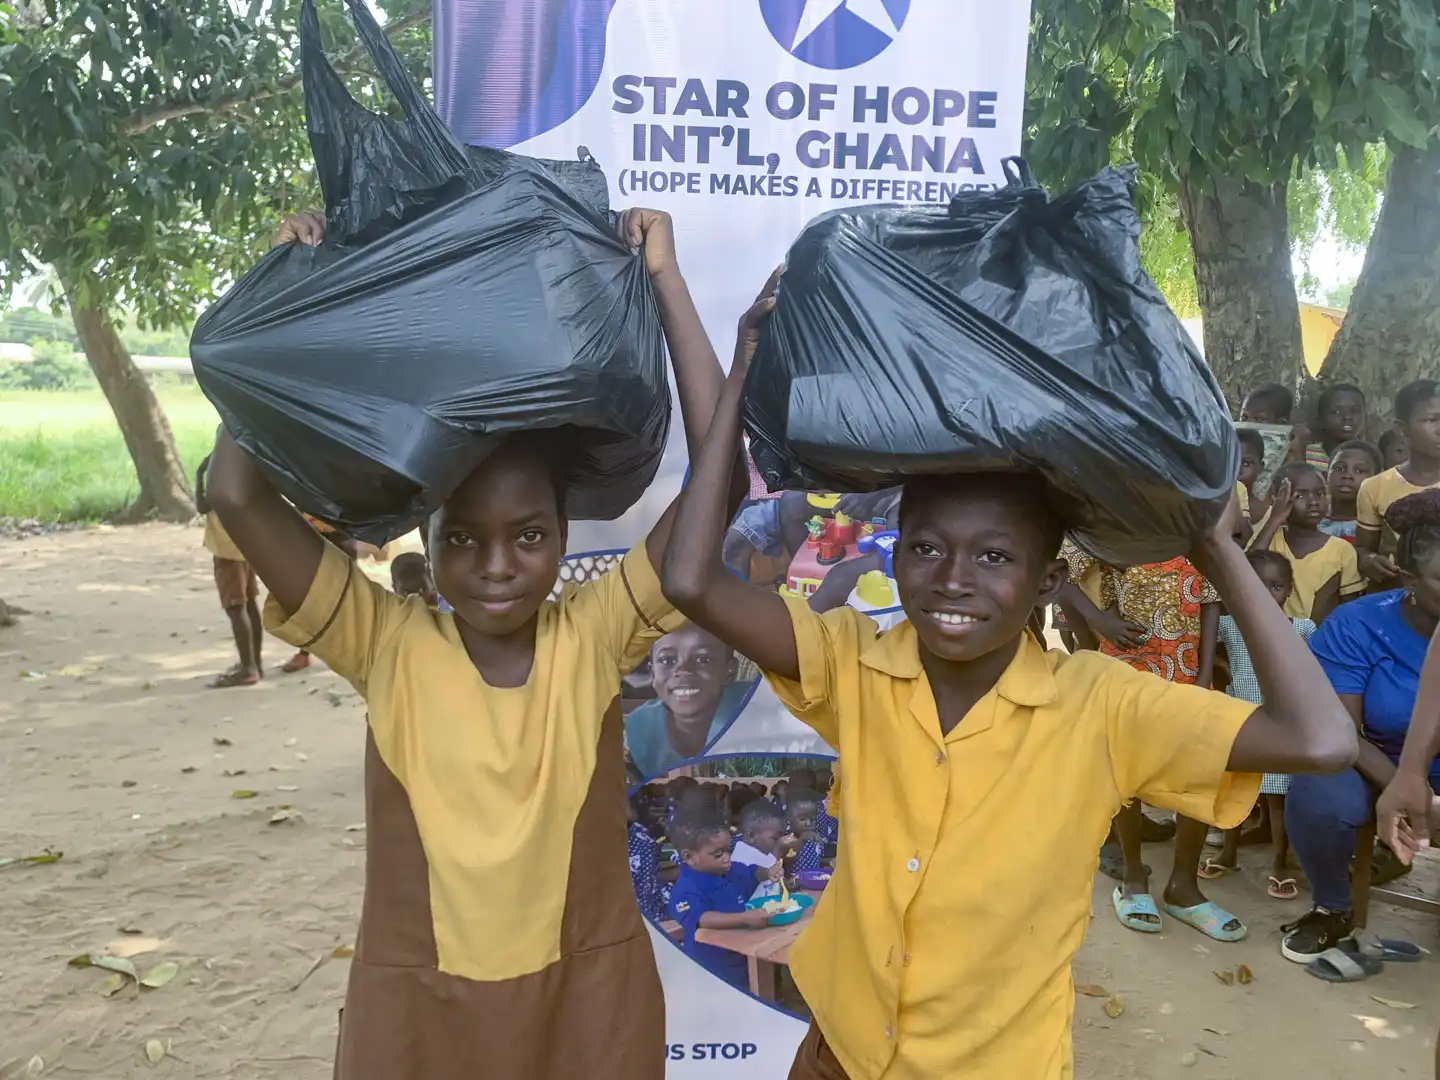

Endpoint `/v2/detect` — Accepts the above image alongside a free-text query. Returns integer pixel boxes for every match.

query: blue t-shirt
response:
[625,682,753,778]
[1310,590,1439,783]
[668,863,760,988]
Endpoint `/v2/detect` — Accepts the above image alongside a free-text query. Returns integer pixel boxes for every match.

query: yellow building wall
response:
[1300,303,1346,376]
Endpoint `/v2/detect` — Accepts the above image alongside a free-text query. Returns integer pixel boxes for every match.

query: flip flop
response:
[1267,876,1299,900]
[1198,857,1237,880]
[1352,934,1423,963]
[1113,887,1163,933]
[1163,900,1247,942]
[1306,945,1382,983]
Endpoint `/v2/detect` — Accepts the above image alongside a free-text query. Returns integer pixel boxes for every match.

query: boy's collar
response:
[860,621,1059,707]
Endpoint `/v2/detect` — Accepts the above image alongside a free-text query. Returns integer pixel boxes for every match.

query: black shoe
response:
[1139,814,1176,843]
[1281,907,1354,964]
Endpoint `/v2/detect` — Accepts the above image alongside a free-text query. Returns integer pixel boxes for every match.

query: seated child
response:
[390,551,439,606]
[207,207,741,1080]
[628,792,670,923]
[1379,428,1409,470]
[668,812,782,988]
[624,625,747,777]
[784,788,824,873]
[658,304,1358,1080]
[725,785,759,832]
[732,798,787,898]
[1306,383,1366,470]
[1239,382,1293,426]
[1319,439,1380,542]
[1209,550,1316,898]
[1251,463,1363,623]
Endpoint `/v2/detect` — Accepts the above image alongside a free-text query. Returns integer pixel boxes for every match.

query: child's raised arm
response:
[617,210,748,572]
[1194,500,1357,774]
[660,283,804,682]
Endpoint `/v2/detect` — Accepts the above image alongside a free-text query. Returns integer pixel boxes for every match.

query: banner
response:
[434,1,1030,1072]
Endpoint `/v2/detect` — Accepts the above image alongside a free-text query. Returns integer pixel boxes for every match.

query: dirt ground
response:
[2,523,1438,1079]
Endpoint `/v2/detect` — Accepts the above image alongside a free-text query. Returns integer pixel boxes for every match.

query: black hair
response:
[1394,380,1440,426]
[1236,427,1265,455]
[1387,490,1440,574]
[726,786,759,819]
[1316,382,1365,420]
[666,776,699,798]
[739,798,786,833]
[1379,429,1407,459]
[1246,549,1294,587]
[897,472,1066,558]
[788,766,818,788]
[1271,461,1323,494]
[390,551,431,590]
[671,810,730,854]
[786,787,821,815]
[1329,439,1383,474]
[1243,383,1294,421]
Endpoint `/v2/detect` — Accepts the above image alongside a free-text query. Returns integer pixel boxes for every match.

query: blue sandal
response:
[1164,900,1247,942]
[1113,887,1163,933]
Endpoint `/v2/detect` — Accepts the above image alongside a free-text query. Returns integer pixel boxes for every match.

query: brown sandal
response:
[208,667,260,689]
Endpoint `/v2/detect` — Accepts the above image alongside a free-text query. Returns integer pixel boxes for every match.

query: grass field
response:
[0,387,219,522]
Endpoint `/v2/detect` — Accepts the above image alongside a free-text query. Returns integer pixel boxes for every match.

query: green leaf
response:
[1367,80,1432,148]
[1311,74,1334,121]
[1288,0,1336,72]
[1343,0,1372,81]
[140,961,180,989]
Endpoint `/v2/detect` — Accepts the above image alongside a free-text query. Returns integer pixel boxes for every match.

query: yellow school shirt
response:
[764,601,1259,1080]
[1267,530,1363,621]
[203,511,244,561]
[1235,481,1249,515]
[1357,468,1440,550]
[264,540,683,982]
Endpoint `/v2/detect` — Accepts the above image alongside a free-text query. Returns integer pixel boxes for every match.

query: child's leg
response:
[246,592,263,673]
[1164,816,1246,938]
[1112,802,1161,930]
[210,559,260,687]
[1268,793,1291,878]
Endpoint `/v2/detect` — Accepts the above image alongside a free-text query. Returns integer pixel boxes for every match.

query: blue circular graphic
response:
[759,0,911,70]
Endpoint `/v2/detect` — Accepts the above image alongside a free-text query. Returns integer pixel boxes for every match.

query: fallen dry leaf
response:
[25,1055,43,1078]
[230,790,259,799]
[285,737,298,747]
[119,926,143,935]
[180,766,196,774]
[1103,995,1125,1018]
[19,670,46,681]
[1075,984,1109,998]
[0,849,63,869]
[213,736,232,747]
[140,681,156,692]
[1213,969,1235,986]
[1180,1051,1198,1067]
[1236,964,1254,985]
[141,962,180,989]
[121,780,137,788]
[269,809,303,825]
[221,769,246,777]
[345,823,366,832]
[1371,996,1417,1010]
[100,973,128,997]
[1354,1014,1400,1040]
[144,1038,166,1064]
[276,784,298,793]
[332,945,355,958]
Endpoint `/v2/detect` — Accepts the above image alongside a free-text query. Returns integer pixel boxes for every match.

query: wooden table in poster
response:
[693,891,823,1001]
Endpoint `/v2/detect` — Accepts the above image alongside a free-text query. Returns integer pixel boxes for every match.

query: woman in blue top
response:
[1282,490,1440,963]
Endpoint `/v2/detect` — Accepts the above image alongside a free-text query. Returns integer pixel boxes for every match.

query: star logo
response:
[759,0,911,70]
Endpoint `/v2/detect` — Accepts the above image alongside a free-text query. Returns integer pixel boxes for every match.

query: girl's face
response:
[1320,390,1365,445]
[1328,449,1377,508]
[1287,471,1328,528]
[1254,562,1294,609]
[1400,397,1440,461]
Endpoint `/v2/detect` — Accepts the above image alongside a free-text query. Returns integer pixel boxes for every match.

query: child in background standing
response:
[1306,383,1367,471]
[1251,464,1363,624]
[390,551,439,607]
[1320,440,1381,543]
[195,452,263,689]
[1060,547,1245,941]
[1358,379,1440,587]
[1379,428,1409,471]
[1236,427,1266,525]
[1239,383,1294,426]
[668,813,781,988]
[1207,551,1316,898]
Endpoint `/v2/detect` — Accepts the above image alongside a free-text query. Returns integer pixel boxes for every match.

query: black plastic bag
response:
[191,0,668,545]
[744,164,1235,564]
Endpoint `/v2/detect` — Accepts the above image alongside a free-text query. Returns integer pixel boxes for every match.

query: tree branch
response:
[121,8,431,136]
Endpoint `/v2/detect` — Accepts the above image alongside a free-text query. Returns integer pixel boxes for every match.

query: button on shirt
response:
[764,599,1259,1080]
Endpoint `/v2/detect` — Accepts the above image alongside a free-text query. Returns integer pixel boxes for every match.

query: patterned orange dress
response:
[1062,544,1218,685]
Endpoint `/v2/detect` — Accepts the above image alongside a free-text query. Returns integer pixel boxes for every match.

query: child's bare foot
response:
[209,665,260,689]
[281,650,312,674]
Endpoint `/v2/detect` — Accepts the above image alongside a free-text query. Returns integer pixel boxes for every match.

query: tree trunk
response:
[66,295,195,522]
[1317,145,1440,430]
[1178,172,1305,409]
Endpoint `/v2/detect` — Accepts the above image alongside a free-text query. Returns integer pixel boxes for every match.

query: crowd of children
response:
[199,198,1440,1080]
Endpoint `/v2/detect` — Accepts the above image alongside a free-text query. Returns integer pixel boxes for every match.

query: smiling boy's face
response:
[650,626,734,722]
[894,477,1066,664]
